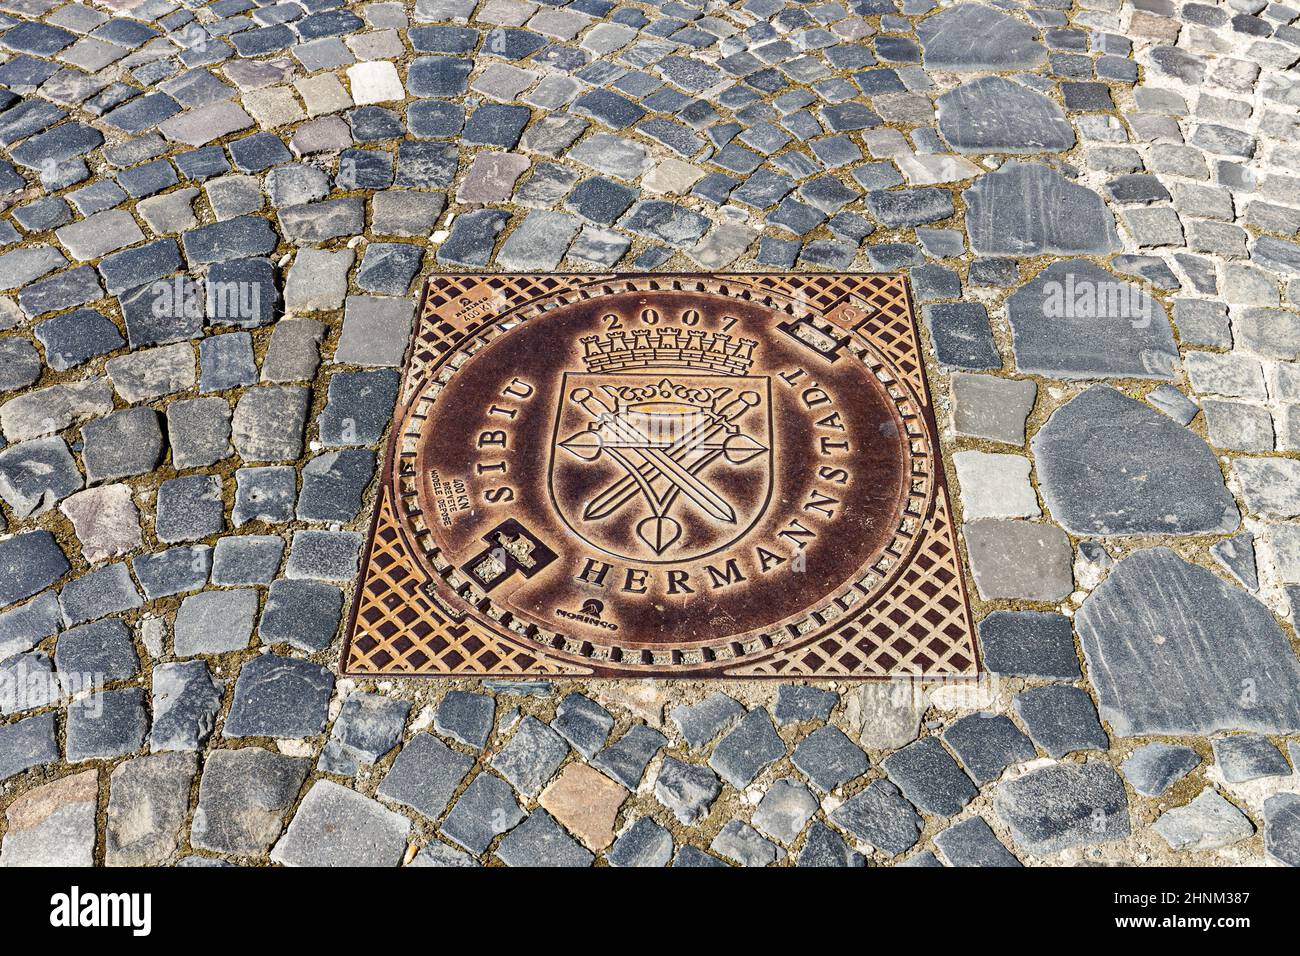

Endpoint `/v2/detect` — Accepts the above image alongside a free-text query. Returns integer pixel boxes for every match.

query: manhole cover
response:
[342,274,977,679]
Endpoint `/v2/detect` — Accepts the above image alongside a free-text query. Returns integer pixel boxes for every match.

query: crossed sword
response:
[560,387,765,554]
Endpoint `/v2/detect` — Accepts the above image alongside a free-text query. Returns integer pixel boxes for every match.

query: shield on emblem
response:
[549,372,773,564]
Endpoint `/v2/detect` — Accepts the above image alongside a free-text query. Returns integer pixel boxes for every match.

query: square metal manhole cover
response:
[342,273,977,680]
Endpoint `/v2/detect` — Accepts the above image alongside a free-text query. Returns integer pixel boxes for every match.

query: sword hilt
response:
[713,390,761,421]
[571,386,612,420]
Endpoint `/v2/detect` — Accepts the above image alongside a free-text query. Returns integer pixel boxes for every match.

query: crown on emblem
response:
[580,328,756,375]
[605,379,732,410]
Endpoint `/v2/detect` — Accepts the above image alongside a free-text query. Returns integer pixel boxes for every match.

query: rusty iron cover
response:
[341,273,978,680]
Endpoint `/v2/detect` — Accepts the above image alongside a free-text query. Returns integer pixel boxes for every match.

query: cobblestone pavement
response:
[1,0,1300,868]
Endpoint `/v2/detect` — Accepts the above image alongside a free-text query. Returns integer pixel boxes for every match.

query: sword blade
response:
[585,422,731,520]
[639,446,735,523]
[601,446,665,516]
[580,393,758,522]
[655,449,725,517]
[596,412,736,523]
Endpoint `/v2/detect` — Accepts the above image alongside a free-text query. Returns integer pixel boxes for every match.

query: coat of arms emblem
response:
[549,328,773,563]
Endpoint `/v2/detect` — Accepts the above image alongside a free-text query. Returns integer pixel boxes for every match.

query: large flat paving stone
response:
[1007,262,1178,380]
[1032,387,1238,536]
[964,162,1119,256]
[938,76,1073,154]
[917,3,1046,72]
[1076,548,1300,736]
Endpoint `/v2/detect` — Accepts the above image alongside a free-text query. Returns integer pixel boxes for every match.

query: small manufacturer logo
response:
[555,598,619,630]
[49,886,151,937]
